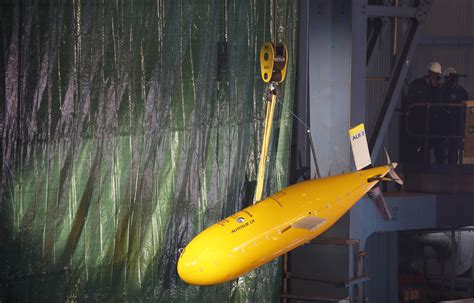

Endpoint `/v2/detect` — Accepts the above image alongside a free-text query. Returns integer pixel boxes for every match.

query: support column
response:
[351,0,368,127]
[290,1,356,301]
[289,0,311,184]
[308,0,352,177]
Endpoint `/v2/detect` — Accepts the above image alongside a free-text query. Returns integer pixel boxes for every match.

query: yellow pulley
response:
[254,42,289,203]
[259,42,288,83]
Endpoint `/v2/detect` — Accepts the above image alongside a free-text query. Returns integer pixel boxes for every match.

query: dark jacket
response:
[441,84,468,104]
[405,76,442,108]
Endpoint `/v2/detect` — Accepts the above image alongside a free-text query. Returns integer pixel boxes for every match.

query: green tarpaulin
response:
[0,0,298,301]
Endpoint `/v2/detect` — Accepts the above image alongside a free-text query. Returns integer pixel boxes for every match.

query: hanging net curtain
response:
[0,0,298,301]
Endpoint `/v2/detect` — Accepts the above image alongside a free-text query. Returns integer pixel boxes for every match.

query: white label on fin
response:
[292,216,327,231]
[349,123,371,170]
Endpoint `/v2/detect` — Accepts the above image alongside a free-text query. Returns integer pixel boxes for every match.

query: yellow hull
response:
[177,165,390,285]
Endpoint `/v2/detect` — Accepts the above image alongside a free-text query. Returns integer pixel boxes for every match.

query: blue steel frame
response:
[287,0,437,302]
[368,0,433,162]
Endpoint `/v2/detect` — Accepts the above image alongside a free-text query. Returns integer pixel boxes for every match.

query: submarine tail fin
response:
[365,149,404,221]
[348,124,403,221]
[367,186,392,221]
[348,124,403,187]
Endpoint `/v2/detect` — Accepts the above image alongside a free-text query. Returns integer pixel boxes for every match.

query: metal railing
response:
[403,102,466,163]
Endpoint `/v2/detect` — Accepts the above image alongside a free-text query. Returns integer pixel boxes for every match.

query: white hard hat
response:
[443,67,457,77]
[427,62,442,74]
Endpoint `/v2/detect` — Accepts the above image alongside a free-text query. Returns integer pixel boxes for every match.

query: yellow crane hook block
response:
[259,42,288,83]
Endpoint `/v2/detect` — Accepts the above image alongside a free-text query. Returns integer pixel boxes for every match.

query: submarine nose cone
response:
[177,231,231,285]
[177,246,219,285]
[177,247,198,284]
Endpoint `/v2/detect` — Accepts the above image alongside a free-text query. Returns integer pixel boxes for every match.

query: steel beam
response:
[290,0,311,184]
[351,0,368,127]
[366,18,383,63]
[419,35,474,46]
[288,1,353,302]
[308,0,352,176]
[368,0,433,162]
[450,228,456,294]
[367,5,416,18]
[292,1,353,299]
[350,194,437,250]
[280,293,349,302]
[351,2,368,292]
[345,275,371,288]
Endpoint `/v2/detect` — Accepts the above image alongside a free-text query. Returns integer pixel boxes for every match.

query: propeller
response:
[384,148,403,186]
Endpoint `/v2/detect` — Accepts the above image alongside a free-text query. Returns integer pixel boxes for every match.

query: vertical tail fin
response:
[368,186,392,221]
[366,149,404,221]
[349,125,402,221]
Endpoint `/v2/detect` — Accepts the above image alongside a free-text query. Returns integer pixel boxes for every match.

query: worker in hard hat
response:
[406,62,443,104]
[441,67,469,164]
[401,62,443,163]
[442,67,468,103]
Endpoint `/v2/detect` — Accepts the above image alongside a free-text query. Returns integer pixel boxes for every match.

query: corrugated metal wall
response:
[414,0,474,97]
[422,0,474,37]
[365,16,409,162]
[365,0,474,163]
[363,2,473,300]
[366,21,392,133]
